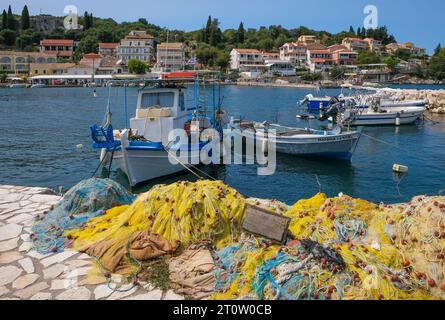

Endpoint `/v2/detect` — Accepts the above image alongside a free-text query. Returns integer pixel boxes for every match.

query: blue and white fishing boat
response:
[90,73,225,186]
[230,120,361,161]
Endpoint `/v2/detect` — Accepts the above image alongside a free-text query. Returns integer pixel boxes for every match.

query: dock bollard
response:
[393,164,408,173]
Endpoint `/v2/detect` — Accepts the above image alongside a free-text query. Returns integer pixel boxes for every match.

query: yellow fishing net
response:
[67,180,246,273]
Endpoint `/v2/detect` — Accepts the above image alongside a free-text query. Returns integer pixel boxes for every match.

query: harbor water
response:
[1,85,444,205]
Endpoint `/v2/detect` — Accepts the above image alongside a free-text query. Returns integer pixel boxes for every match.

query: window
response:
[141,92,174,108]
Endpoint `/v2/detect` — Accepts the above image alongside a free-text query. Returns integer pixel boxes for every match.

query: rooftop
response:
[40,39,74,46]
[233,48,262,54]
[157,42,184,50]
[99,43,119,49]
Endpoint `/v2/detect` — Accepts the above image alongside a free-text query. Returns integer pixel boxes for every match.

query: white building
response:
[156,42,185,72]
[230,49,264,70]
[264,60,296,77]
[279,42,307,65]
[117,31,154,64]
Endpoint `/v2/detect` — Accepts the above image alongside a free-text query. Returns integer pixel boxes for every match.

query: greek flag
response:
[187,56,197,65]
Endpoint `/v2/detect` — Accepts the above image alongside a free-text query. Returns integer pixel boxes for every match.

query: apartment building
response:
[279,42,307,65]
[298,35,319,46]
[306,47,333,72]
[99,43,119,57]
[342,37,369,52]
[0,51,57,74]
[156,42,185,72]
[40,39,77,59]
[328,45,358,66]
[117,31,155,63]
[230,49,264,70]
[386,42,426,57]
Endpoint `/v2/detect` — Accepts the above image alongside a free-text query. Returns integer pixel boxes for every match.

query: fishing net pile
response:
[31,178,135,254]
[34,177,445,300]
[207,193,445,300]
[66,180,246,273]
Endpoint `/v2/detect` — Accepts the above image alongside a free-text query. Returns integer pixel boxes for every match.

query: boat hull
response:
[235,130,360,161]
[346,109,424,126]
[113,148,199,186]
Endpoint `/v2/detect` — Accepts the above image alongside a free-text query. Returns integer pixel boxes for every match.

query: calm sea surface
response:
[1,85,444,205]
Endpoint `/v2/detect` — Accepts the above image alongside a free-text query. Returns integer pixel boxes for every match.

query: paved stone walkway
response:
[0,185,183,300]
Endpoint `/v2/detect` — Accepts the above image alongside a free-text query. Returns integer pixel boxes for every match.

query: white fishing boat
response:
[30,83,46,88]
[9,83,27,88]
[340,106,426,126]
[319,95,427,126]
[230,120,361,161]
[90,73,224,186]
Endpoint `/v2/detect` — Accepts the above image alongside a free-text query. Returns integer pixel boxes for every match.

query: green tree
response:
[348,26,355,35]
[0,29,16,45]
[128,59,148,74]
[216,50,229,71]
[84,11,92,30]
[76,35,99,54]
[21,5,30,30]
[357,51,381,65]
[428,48,445,81]
[1,10,7,30]
[0,71,7,83]
[434,44,442,56]
[7,5,16,30]
[330,66,347,80]
[237,22,245,44]
[384,56,399,72]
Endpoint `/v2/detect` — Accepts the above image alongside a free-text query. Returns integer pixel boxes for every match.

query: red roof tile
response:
[40,39,74,46]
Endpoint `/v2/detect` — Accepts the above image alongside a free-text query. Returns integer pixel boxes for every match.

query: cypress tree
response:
[89,13,93,28]
[7,5,16,30]
[434,44,442,56]
[84,11,90,29]
[204,16,212,43]
[349,26,355,35]
[1,10,7,30]
[237,22,245,44]
[21,5,30,30]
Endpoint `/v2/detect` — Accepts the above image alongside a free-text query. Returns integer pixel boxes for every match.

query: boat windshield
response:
[141,92,174,108]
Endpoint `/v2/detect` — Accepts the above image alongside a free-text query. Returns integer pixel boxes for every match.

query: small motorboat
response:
[300,94,332,111]
[319,97,426,126]
[9,83,27,88]
[230,120,361,161]
[30,83,46,88]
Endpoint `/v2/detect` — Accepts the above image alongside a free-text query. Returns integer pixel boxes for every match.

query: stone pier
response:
[0,185,182,300]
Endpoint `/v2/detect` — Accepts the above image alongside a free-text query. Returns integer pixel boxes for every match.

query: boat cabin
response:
[130,86,192,144]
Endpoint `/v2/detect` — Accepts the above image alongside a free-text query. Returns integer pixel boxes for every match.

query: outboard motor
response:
[319,102,341,122]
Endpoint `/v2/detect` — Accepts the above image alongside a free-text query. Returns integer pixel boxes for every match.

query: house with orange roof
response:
[40,39,77,59]
[279,42,307,65]
[98,43,119,57]
[230,48,264,70]
[341,37,369,52]
[306,46,334,72]
[364,38,383,53]
[328,45,358,66]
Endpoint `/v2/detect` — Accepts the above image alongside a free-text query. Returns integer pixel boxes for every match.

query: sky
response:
[5,0,445,54]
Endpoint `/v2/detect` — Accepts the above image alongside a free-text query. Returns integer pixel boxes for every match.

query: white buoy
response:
[393,164,408,173]
[76,144,83,150]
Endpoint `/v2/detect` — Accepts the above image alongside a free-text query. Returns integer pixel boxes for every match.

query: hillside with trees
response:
[1,3,442,79]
